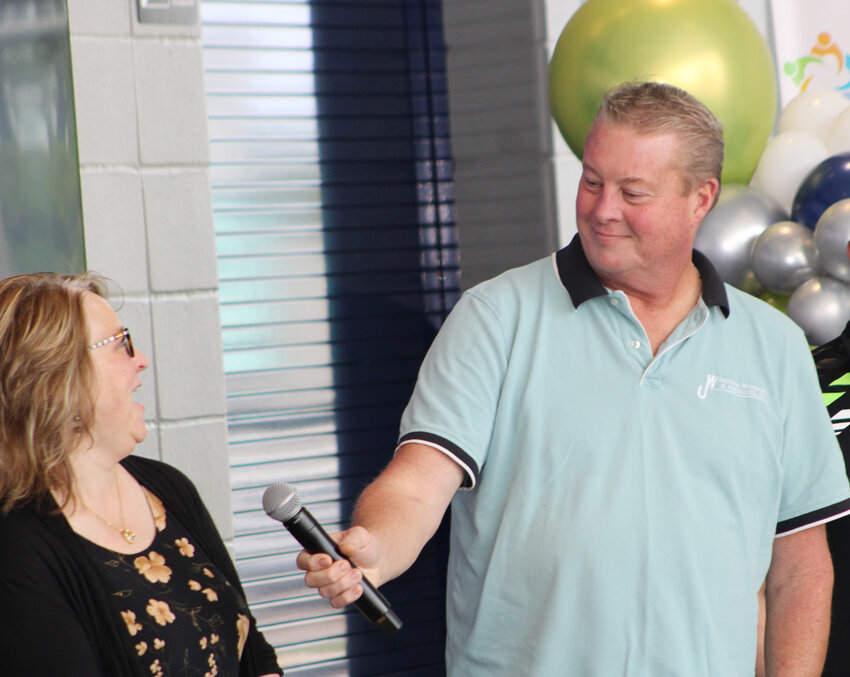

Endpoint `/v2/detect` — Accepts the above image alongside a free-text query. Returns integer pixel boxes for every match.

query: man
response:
[298,82,850,676]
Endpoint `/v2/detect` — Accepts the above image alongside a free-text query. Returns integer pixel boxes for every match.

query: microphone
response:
[262,481,403,636]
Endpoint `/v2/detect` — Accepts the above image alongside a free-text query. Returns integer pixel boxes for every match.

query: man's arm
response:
[296,442,464,608]
[763,524,833,676]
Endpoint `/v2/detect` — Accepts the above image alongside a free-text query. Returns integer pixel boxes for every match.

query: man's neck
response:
[609,263,703,355]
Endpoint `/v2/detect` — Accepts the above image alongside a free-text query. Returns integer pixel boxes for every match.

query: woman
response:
[0,272,282,677]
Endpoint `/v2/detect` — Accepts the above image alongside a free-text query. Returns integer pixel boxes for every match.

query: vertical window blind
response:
[201,1,459,674]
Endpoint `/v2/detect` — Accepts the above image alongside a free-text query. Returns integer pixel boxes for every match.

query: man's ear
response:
[694,178,720,222]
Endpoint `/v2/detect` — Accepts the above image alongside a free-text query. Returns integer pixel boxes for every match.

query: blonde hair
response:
[593,81,724,198]
[0,272,107,513]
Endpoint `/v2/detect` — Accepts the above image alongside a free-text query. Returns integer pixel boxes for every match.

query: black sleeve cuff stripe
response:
[776,497,850,536]
[398,431,480,489]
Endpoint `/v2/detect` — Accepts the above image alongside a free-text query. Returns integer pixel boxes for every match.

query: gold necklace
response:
[80,469,136,544]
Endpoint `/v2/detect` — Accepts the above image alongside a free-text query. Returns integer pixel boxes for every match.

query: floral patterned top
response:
[80,488,252,677]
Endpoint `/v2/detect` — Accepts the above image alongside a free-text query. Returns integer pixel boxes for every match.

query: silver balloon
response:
[694,184,787,294]
[750,221,817,294]
[814,198,850,282]
[787,275,850,345]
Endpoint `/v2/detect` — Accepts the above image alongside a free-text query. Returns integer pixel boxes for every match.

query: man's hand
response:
[296,526,383,609]
[296,442,464,610]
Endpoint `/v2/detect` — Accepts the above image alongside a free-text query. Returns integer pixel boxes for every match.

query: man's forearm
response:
[764,527,834,676]
[764,571,832,675]
[351,442,463,586]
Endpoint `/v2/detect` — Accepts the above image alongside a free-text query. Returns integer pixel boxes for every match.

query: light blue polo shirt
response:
[398,235,850,677]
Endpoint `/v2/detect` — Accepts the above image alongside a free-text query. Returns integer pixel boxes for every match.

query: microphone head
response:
[262,481,302,522]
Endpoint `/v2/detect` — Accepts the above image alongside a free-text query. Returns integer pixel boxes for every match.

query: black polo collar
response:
[555,234,730,318]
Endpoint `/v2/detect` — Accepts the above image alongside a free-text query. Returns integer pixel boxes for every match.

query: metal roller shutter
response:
[201,1,459,674]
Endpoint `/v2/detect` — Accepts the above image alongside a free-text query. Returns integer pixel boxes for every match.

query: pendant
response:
[121,529,136,544]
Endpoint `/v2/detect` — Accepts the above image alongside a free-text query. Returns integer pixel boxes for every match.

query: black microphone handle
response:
[286,507,403,635]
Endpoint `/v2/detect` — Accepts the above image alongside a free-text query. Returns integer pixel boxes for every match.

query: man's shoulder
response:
[723,284,804,336]
[465,254,558,303]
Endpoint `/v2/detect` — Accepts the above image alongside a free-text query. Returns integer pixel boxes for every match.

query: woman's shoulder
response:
[0,502,41,536]
[122,455,196,492]
[0,503,68,573]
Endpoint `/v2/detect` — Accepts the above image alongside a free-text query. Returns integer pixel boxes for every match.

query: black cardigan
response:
[0,455,282,676]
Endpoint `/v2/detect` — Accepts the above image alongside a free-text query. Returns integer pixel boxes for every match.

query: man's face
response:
[575,121,717,292]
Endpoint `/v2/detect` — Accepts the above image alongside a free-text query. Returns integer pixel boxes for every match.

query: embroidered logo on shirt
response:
[697,373,767,402]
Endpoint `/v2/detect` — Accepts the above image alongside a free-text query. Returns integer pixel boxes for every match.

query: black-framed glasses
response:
[88,328,134,358]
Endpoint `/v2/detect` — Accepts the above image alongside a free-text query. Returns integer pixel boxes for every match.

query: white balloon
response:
[778,88,850,143]
[787,275,850,345]
[750,131,828,214]
[814,198,850,281]
[827,107,850,155]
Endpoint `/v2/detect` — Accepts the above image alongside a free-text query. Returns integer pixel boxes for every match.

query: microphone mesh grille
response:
[262,481,302,522]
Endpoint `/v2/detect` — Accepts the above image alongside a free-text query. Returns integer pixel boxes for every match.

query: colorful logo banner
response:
[770,0,850,106]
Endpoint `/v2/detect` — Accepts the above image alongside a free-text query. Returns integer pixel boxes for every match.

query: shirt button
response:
[610,297,619,306]
[631,339,641,349]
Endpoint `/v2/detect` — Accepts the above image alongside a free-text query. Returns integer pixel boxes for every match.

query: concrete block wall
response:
[67,0,233,536]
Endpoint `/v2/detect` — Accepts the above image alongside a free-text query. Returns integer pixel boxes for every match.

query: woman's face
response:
[83,292,149,458]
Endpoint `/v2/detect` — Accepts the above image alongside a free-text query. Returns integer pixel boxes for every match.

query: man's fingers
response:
[330,582,364,609]
[296,550,333,571]
[294,526,378,610]
[306,560,364,606]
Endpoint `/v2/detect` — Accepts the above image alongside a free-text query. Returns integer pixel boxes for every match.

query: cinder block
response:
[133,41,210,166]
[158,419,234,538]
[151,292,227,420]
[81,170,149,294]
[142,169,218,291]
[67,0,132,37]
[70,37,139,166]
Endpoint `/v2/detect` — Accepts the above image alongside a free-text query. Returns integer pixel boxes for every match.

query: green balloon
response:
[549,0,777,185]
[759,290,790,314]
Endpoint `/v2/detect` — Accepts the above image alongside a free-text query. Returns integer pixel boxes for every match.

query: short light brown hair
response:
[0,272,107,514]
[592,81,724,197]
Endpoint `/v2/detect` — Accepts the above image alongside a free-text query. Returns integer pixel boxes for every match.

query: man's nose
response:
[592,189,622,221]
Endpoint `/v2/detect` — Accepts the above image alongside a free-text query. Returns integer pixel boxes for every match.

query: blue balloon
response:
[791,153,850,229]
